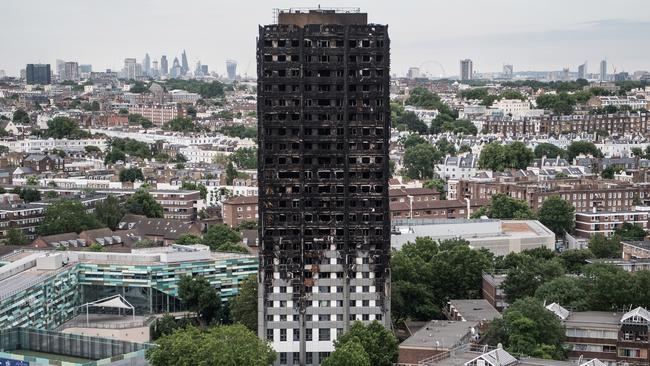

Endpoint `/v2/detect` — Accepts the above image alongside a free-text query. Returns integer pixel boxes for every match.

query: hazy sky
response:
[3,0,650,77]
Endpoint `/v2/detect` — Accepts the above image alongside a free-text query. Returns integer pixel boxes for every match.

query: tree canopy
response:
[125,189,163,218]
[485,297,566,359]
[471,193,534,219]
[229,274,257,332]
[566,141,603,161]
[162,117,204,132]
[178,275,225,325]
[119,167,144,182]
[403,143,441,179]
[229,147,257,169]
[478,141,534,171]
[588,234,621,258]
[146,324,276,366]
[533,143,567,159]
[39,200,103,235]
[333,321,398,366]
[41,117,91,139]
[392,237,493,322]
[202,224,246,252]
[93,195,125,230]
[537,196,575,236]
[322,341,371,366]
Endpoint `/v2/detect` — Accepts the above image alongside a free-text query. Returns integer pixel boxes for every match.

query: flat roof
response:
[448,299,501,322]
[564,311,622,330]
[400,320,478,350]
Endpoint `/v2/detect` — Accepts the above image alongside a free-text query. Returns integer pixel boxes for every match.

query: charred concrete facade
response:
[257,9,391,365]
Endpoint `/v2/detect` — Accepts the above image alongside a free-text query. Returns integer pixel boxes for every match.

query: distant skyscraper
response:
[26,64,51,85]
[143,53,151,76]
[503,64,513,79]
[460,59,473,81]
[63,61,79,81]
[578,62,588,80]
[171,57,181,78]
[600,60,608,82]
[201,64,209,75]
[407,67,420,79]
[181,50,189,76]
[226,60,237,80]
[124,58,137,80]
[195,61,203,76]
[79,64,92,74]
[56,59,65,78]
[161,56,168,76]
[152,60,159,77]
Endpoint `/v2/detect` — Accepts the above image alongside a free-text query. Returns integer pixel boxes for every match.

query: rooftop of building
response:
[563,311,622,330]
[448,299,502,322]
[620,240,650,250]
[399,319,478,350]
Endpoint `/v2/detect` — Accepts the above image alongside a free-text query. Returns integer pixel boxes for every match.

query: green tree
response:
[391,238,493,322]
[42,117,91,139]
[588,234,621,258]
[88,243,105,252]
[479,142,507,171]
[614,222,647,240]
[229,275,257,331]
[534,143,567,159]
[236,220,258,230]
[163,117,203,132]
[424,179,446,200]
[5,228,29,245]
[39,200,103,235]
[322,341,371,366]
[600,165,623,179]
[334,321,398,366]
[559,249,594,274]
[503,254,565,302]
[442,119,478,135]
[399,111,428,134]
[176,233,203,245]
[506,141,535,169]
[178,276,224,325]
[94,195,125,230]
[104,149,126,164]
[202,224,244,252]
[218,125,257,139]
[18,187,41,203]
[125,189,163,218]
[403,143,441,179]
[119,167,144,182]
[229,147,257,169]
[472,193,534,219]
[146,325,276,366]
[567,141,603,161]
[485,297,565,359]
[534,276,589,311]
[583,264,634,311]
[435,138,457,156]
[537,196,575,236]
[402,134,427,149]
[13,109,30,123]
[84,145,101,154]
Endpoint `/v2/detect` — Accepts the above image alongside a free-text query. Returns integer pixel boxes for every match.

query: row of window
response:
[263,141,383,152]
[262,54,384,64]
[265,126,384,137]
[262,38,385,49]
[263,83,384,93]
[261,112,386,122]
[262,68,385,78]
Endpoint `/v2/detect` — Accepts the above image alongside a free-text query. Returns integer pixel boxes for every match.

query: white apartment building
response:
[436,154,480,181]
[2,138,108,153]
[492,99,531,119]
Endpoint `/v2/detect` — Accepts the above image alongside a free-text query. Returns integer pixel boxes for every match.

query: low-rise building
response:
[222,195,259,227]
[575,210,649,237]
[127,103,184,125]
[392,219,556,256]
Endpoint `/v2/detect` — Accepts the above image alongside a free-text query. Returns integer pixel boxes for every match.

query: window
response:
[280,328,287,341]
[266,329,274,341]
[319,328,330,341]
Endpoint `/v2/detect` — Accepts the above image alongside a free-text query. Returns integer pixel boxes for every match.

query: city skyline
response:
[2,0,650,77]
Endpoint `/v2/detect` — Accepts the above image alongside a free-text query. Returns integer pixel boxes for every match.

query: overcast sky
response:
[3,0,649,78]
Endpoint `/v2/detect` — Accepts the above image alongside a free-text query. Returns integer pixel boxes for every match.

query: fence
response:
[0,327,154,364]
